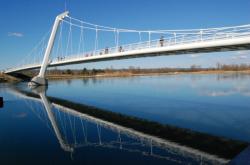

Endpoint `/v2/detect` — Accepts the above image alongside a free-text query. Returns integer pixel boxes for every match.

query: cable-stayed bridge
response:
[3,11,250,85]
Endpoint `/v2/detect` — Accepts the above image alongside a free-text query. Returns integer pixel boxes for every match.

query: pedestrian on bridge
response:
[119,46,123,52]
[160,36,164,47]
[105,47,109,54]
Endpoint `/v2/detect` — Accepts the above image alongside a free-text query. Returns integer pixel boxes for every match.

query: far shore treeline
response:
[27,63,250,76]
[1,63,250,82]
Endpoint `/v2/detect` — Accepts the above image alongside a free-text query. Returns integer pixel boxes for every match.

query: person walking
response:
[160,36,164,47]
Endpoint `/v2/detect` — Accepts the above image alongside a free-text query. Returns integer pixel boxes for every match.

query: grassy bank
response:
[0,72,20,83]
[0,73,6,83]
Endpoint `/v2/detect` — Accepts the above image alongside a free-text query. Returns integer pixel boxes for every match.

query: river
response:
[0,73,250,164]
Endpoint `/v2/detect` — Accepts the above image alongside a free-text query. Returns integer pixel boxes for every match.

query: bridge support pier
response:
[30,76,48,86]
[29,11,69,86]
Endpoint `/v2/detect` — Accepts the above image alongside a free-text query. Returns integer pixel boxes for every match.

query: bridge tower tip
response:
[57,11,69,20]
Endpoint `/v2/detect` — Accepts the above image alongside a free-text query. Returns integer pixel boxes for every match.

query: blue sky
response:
[0,0,250,70]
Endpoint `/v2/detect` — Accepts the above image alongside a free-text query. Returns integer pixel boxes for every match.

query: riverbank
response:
[44,64,250,79]
[2,68,250,82]
[0,72,20,83]
[46,69,250,80]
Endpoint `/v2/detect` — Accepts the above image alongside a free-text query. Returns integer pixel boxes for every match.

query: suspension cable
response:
[94,26,98,54]
[139,32,142,43]
[65,17,72,57]
[78,23,84,55]
[64,15,250,36]
[116,29,119,50]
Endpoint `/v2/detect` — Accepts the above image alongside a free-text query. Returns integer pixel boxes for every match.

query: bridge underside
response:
[8,43,250,74]
[6,72,32,81]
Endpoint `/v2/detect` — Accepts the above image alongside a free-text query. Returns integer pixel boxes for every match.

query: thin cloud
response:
[8,32,24,37]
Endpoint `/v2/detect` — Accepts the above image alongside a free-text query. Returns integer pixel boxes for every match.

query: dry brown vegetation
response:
[2,64,250,82]
[0,72,20,83]
[44,64,250,78]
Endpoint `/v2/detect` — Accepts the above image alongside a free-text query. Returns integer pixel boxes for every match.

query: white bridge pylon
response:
[4,11,250,85]
[29,11,69,86]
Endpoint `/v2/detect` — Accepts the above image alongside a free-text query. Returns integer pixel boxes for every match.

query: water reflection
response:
[216,73,250,81]
[66,79,72,85]
[196,75,250,97]
[8,86,249,165]
[201,86,250,97]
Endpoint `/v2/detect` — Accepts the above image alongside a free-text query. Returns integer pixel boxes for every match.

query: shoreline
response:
[46,70,250,80]
[0,73,20,83]
[1,69,250,82]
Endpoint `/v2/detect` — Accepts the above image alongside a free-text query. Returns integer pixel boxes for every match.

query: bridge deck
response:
[5,33,250,73]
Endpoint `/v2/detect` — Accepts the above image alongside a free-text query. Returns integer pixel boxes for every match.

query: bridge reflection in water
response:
[10,86,248,165]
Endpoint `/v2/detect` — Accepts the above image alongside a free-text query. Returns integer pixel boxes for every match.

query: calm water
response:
[0,73,250,164]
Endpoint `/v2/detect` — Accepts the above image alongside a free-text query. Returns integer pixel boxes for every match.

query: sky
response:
[0,0,250,70]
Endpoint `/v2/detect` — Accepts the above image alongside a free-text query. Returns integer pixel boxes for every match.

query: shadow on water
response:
[9,86,249,165]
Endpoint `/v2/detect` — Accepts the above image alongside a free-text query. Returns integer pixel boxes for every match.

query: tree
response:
[66,69,72,74]
[92,69,98,75]
[81,68,87,74]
